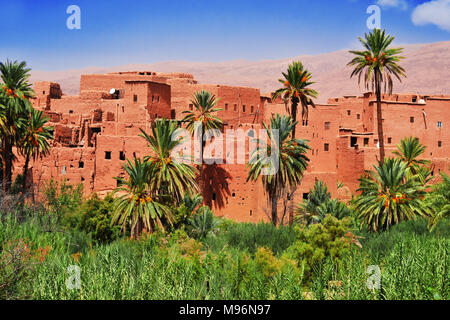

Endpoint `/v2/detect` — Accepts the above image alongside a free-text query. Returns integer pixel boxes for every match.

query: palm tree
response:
[19,109,53,196]
[295,181,351,225]
[393,136,430,183]
[0,60,34,192]
[181,90,223,193]
[111,158,173,238]
[426,173,450,231]
[187,206,221,240]
[247,115,310,225]
[354,158,429,232]
[348,29,406,163]
[272,61,318,138]
[139,119,199,204]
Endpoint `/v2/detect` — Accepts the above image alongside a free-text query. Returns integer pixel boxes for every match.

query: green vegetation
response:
[1,199,448,300]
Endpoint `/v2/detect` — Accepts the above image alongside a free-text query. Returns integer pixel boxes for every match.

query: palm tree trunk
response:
[22,154,30,197]
[271,194,279,226]
[2,137,12,193]
[375,69,386,164]
[291,100,298,139]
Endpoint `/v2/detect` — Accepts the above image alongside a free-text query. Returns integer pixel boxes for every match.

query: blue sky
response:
[1,0,449,70]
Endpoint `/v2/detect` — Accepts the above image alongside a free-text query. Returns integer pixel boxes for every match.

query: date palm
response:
[181,90,223,194]
[0,60,34,192]
[348,29,406,163]
[354,158,429,232]
[112,158,173,238]
[393,136,430,184]
[19,109,53,196]
[139,119,199,204]
[272,61,318,138]
[247,115,310,225]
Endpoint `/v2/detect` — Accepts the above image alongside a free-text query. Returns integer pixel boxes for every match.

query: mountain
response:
[30,41,450,103]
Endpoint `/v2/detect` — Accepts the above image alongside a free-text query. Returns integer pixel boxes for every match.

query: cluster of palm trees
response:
[0,60,53,196]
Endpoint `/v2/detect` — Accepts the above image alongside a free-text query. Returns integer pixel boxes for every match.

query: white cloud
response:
[412,0,450,32]
[377,0,408,10]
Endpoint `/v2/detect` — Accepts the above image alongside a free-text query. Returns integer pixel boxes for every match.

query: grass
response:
[1,208,448,300]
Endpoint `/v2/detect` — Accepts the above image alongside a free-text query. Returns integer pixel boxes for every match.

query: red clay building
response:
[22,72,449,223]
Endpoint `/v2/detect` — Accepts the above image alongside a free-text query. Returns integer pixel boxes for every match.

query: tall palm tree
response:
[139,119,199,204]
[111,158,174,238]
[393,136,430,183]
[0,60,34,192]
[19,109,53,196]
[247,115,310,225]
[272,61,318,138]
[181,90,223,193]
[348,29,406,164]
[354,158,429,232]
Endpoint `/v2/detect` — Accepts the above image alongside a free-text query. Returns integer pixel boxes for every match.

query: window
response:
[437,121,442,128]
[351,137,357,147]
[438,141,442,148]
[105,151,112,160]
[347,110,351,116]
[234,104,237,112]
[388,137,392,144]
[357,114,361,120]
[152,95,155,102]
[302,120,308,127]
[225,103,228,111]
[324,122,330,130]
[120,151,126,161]
[232,193,236,197]
[324,143,329,152]
[364,138,369,147]
[212,193,216,201]
[157,96,160,103]
[69,110,74,114]
[43,91,46,95]
[412,97,417,103]
[133,95,138,102]
[250,210,253,216]
[242,105,246,113]
[303,193,309,200]
[410,117,414,123]
[78,161,84,168]
[251,106,254,113]
[189,104,193,111]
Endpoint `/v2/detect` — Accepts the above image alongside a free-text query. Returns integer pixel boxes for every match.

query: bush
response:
[283,215,354,280]
[70,194,121,244]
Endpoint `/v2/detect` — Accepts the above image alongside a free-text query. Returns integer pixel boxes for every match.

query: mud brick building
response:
[22,71,449,223]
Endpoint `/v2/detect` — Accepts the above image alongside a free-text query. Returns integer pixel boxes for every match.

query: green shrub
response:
[284,215,354,280]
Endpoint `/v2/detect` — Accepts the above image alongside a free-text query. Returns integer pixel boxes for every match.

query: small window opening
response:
[324,122,330,130]
[212,193,216,201]
[324,143,329,152]
[120,151,126,161]
[189,104,194,111]
[78,161,84,168]
[303,193,309,200]
[251,106,254,113]
[351,137,357,147]
[347,110,351,116]
[438,141,442,148]
[225,103,228,111]
[412,97,417,103]
[357,114,361,120]
[242,105,246,113]
[437,121,442,128]
[410,117,414,123]
[105,151,112,160]
[364,138,369,147]
[133,94,138,102]
[234,104,237,112]
[388,137,392,144]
